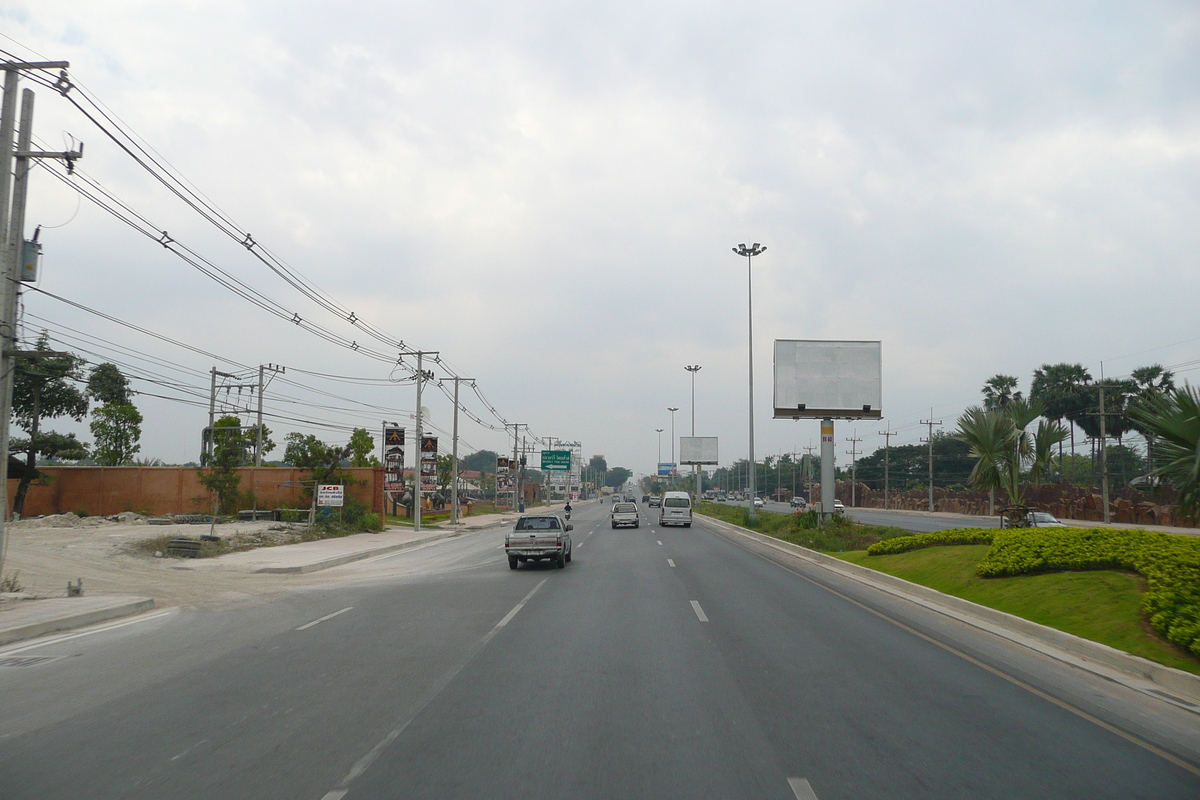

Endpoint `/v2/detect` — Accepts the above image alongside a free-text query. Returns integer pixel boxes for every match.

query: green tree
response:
[461,449,500,474]
[86,362,133,405]
[982,374,1022,410]
[283,432,351,498]
[198,414,253,514]
[86,363,142,466]
[604,467,631,488]
[588,455,608,473]
[1031,363,1093,462]
[347,427,379,467]
[957,398,1067,520]
[11,335,89,516]
[1128,365,1176,474]
[1130,385,1200,515]
[90,403,143,466]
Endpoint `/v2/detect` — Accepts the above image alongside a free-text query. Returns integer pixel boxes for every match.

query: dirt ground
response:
[0,513,327,609]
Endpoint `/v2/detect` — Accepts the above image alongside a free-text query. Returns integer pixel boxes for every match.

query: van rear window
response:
[664,498,690,508]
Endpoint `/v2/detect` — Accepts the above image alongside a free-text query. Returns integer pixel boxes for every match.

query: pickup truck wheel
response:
[566,549,572,563]
[556,553,566,569]
[611,522,616,529]
[508,556,518,569]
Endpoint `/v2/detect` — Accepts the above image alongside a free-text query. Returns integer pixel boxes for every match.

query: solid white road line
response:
[788,777,820,799]
[667,558,675,567]
[0,609,177,656]
[295,607,354,631]
[690,600,709,622]
[331,579,547,793]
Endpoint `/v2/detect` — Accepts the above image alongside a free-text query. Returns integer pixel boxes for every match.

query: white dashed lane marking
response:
[667,559,675,567]
[690,601,709,622]
[789,777,820,799]
[296,607,354,631]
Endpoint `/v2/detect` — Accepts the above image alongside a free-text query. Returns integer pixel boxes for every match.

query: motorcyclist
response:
[563,501,573,520]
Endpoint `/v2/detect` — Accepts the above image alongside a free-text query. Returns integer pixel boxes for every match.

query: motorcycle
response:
[564,507,572,520]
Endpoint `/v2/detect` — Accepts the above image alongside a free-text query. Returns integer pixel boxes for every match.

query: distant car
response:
[642,494,650,503]
[833,500,845,514]
[648,496,662,508]
[753,497,765,509]
[1028,512,1066,527]
[790,496,807,508]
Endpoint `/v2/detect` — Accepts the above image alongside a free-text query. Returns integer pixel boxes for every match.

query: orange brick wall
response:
[6,466,385,518]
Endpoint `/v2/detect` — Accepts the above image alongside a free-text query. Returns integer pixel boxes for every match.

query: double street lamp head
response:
[685,364,701,375]
[733,243,767,258]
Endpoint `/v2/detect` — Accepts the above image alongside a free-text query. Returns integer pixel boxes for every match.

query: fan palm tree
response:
[957,398,1067,521]
[982,374,1022,410]
[1129,365,1176,473]
[1130,384,1200,515]
[1030,363,1092,467]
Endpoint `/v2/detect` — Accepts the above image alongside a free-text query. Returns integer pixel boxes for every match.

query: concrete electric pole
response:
[920,409,943,513]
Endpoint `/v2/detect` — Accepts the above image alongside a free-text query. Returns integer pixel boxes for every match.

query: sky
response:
[1,0,1197,477]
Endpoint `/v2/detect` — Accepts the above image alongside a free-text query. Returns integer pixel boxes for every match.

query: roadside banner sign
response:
[657,463,676,477]
[497,456,511,474]
[540,450,572,471]
[383,426,405,491]
[420,435,438,493]
[317,484,344,507]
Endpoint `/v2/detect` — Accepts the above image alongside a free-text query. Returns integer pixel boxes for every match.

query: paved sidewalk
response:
[0,595,155,647]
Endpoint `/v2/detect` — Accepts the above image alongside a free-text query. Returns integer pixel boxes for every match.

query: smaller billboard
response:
[657,463,676,477]
[317,484,344,507]
[679,437,718,465]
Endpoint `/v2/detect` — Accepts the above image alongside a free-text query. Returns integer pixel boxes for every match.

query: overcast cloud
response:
[2,1,1197,473]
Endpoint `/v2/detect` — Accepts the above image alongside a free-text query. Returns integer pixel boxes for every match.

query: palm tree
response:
[982,375,1022,410]
[957,398,1067,522]
[1129,365,1176,474]
[1129,384,1200,515]
[1030,363,1092,467]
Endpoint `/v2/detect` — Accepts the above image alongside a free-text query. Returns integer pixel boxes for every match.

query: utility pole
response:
[920,409,943,513]
[878,423,896,510]
[1083,376,1120,525]
[804,443,816,505]
[845,430,862,507]
[408,350,437,532]
[254,364,285,466]
[0,61,77,578]
[440,376,474,525]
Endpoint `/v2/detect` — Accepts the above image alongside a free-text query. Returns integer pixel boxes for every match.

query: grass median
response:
[696,503,1200,675]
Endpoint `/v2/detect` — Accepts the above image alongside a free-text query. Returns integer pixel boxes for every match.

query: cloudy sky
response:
[2,1,1197,475]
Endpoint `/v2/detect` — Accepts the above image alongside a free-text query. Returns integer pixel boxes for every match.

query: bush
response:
[867,528,996,556]
[976,528,1200,657]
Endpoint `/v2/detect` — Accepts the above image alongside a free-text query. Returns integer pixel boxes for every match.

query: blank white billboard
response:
[773,340,882,419]
[679,436,718,465]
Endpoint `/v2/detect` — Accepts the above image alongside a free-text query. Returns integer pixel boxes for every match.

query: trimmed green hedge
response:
[866,528,995,555]
[978,529,1200,658]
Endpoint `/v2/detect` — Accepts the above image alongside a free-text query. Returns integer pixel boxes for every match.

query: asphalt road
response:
[722,497,1000,532]
[1,501,1197,799]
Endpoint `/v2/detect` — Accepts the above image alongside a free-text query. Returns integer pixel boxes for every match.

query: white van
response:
[659,491,693,527]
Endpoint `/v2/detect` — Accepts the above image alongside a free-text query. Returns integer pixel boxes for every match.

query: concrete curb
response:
[0,596,156,647]
[253,530,466,574]
[697,514,1200,707]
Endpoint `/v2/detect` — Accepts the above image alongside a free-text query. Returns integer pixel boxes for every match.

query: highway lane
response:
[0,500,1196,798]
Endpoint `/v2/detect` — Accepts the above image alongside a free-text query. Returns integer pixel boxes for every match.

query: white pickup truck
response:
[610,502,640,529]
[505,514,573,569]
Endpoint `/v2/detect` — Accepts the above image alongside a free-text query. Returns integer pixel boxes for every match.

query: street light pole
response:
[667,407,678,474]
[733,243,765,517]
[685,364,702,497]
[655,428,663,466]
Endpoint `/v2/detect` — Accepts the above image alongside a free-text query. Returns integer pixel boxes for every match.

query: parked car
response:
[833,500,845,514]
[505,514,573,569]
[1001,511,1068,528]
[753,497,765,509]
[790,496,807,508]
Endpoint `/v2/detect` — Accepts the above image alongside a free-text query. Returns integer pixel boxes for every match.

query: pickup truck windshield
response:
[664,498,690,508]
[515,517,560,531]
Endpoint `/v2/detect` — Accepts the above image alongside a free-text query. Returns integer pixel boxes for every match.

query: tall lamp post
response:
[685,364,702,496]
[655,428,664,465]
[733,242,766,517]
[667,407,679,476]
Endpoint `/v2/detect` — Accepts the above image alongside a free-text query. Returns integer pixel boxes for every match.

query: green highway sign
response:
[540,450,572,471]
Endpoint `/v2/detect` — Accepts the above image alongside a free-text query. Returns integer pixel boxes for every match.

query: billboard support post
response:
[821,419,835,522]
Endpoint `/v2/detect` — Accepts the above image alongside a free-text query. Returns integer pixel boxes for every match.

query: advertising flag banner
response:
[383,426,405,491]
[420,435,438,493]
